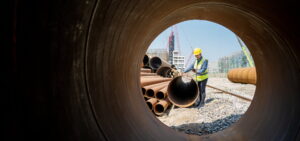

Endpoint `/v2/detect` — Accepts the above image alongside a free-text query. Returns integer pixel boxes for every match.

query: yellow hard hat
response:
[193,48,202,55]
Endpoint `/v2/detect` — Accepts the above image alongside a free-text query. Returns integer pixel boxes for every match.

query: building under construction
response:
[172,50,185,71]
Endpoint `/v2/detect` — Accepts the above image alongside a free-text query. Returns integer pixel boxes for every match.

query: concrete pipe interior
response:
[14,0,300,140]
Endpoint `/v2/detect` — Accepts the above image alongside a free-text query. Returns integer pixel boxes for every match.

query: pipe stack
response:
[140,57,174,116]
[140,74,173,116]
[140,55,200,115]
[227,67,257,84]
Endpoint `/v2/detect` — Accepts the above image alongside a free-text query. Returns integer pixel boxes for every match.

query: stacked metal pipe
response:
[140,69,172,116]
[227,67,257,84]
[141,55,200,115]
[140,55,174,116]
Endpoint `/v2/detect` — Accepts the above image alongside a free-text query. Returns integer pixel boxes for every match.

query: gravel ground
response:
[157,77,256,136]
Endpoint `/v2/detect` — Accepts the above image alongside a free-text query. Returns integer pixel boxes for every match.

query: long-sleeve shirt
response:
[183,57,208,75]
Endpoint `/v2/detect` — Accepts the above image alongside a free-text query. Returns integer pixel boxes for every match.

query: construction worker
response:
[182,48,208,108]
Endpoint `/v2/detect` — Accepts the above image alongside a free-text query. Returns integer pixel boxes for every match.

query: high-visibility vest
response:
[193,58,208,82]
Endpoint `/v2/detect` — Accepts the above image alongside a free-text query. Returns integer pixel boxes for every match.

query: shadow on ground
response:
[170,114,242,136]
[205,98,215,104]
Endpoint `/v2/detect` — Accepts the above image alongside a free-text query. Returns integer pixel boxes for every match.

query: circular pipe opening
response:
[168,76,198,107]
[83,1,299,140]
[14,0,300,140]
[149,57,162,69]
[142,88,146,95]
[156,92,165,99]
[143,55,150,66]
[146,90,155,97]
[146,102,153,110]
[156,66,172,77]
[155,104,165,113]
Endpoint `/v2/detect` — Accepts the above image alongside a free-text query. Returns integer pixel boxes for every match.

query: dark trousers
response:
[195,78,208,106]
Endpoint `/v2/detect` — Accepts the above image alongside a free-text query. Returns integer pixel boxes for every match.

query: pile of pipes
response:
[142,54,179,77]
[141,74,172,116]
[140,55,199,116]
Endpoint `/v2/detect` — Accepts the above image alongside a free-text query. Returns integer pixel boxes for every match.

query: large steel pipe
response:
[156,66,172,77]
[10,0,300,140]
[149,56,171,70]
[167,76,199,108]
[228,67,257,84]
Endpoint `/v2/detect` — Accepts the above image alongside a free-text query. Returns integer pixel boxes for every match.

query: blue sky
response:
[148,20,245,64]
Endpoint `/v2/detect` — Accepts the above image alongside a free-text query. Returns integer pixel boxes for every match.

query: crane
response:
[236,36,254,67]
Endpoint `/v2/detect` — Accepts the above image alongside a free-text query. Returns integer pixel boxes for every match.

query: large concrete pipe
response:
[9,0,300,140]
[149,56,171,70]
[228,67,257,84]
[168,76,199,108]
[156,66,172,77]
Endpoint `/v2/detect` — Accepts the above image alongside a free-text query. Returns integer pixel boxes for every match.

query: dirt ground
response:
[157,77,256,135]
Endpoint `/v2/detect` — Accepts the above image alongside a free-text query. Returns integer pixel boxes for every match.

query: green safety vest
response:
[193,58,208,82]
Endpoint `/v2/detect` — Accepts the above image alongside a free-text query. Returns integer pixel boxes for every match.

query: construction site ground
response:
[157,77,256,136]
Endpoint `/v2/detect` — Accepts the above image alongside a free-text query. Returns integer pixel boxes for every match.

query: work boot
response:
[197,102,205,109]
[193,97,200,107]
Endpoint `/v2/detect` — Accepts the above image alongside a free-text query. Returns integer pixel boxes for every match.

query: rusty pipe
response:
[149,56,171,70]
[140,72,157,76]
[143,81,170,97]
[140,76,162,79]
[146,98,158,110]
[140,68,151,73]
[153,100,170,116]
[167,76,199,108]
[144,96,149,101]
[156,66,172,77]
[145,81,170,98]
[143,54,151,67]
[140,77,172,87]
[155,85,168,100]
[227,67,257,84]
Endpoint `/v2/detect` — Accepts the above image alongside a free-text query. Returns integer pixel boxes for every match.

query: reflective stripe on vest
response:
[193,58,208,82]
